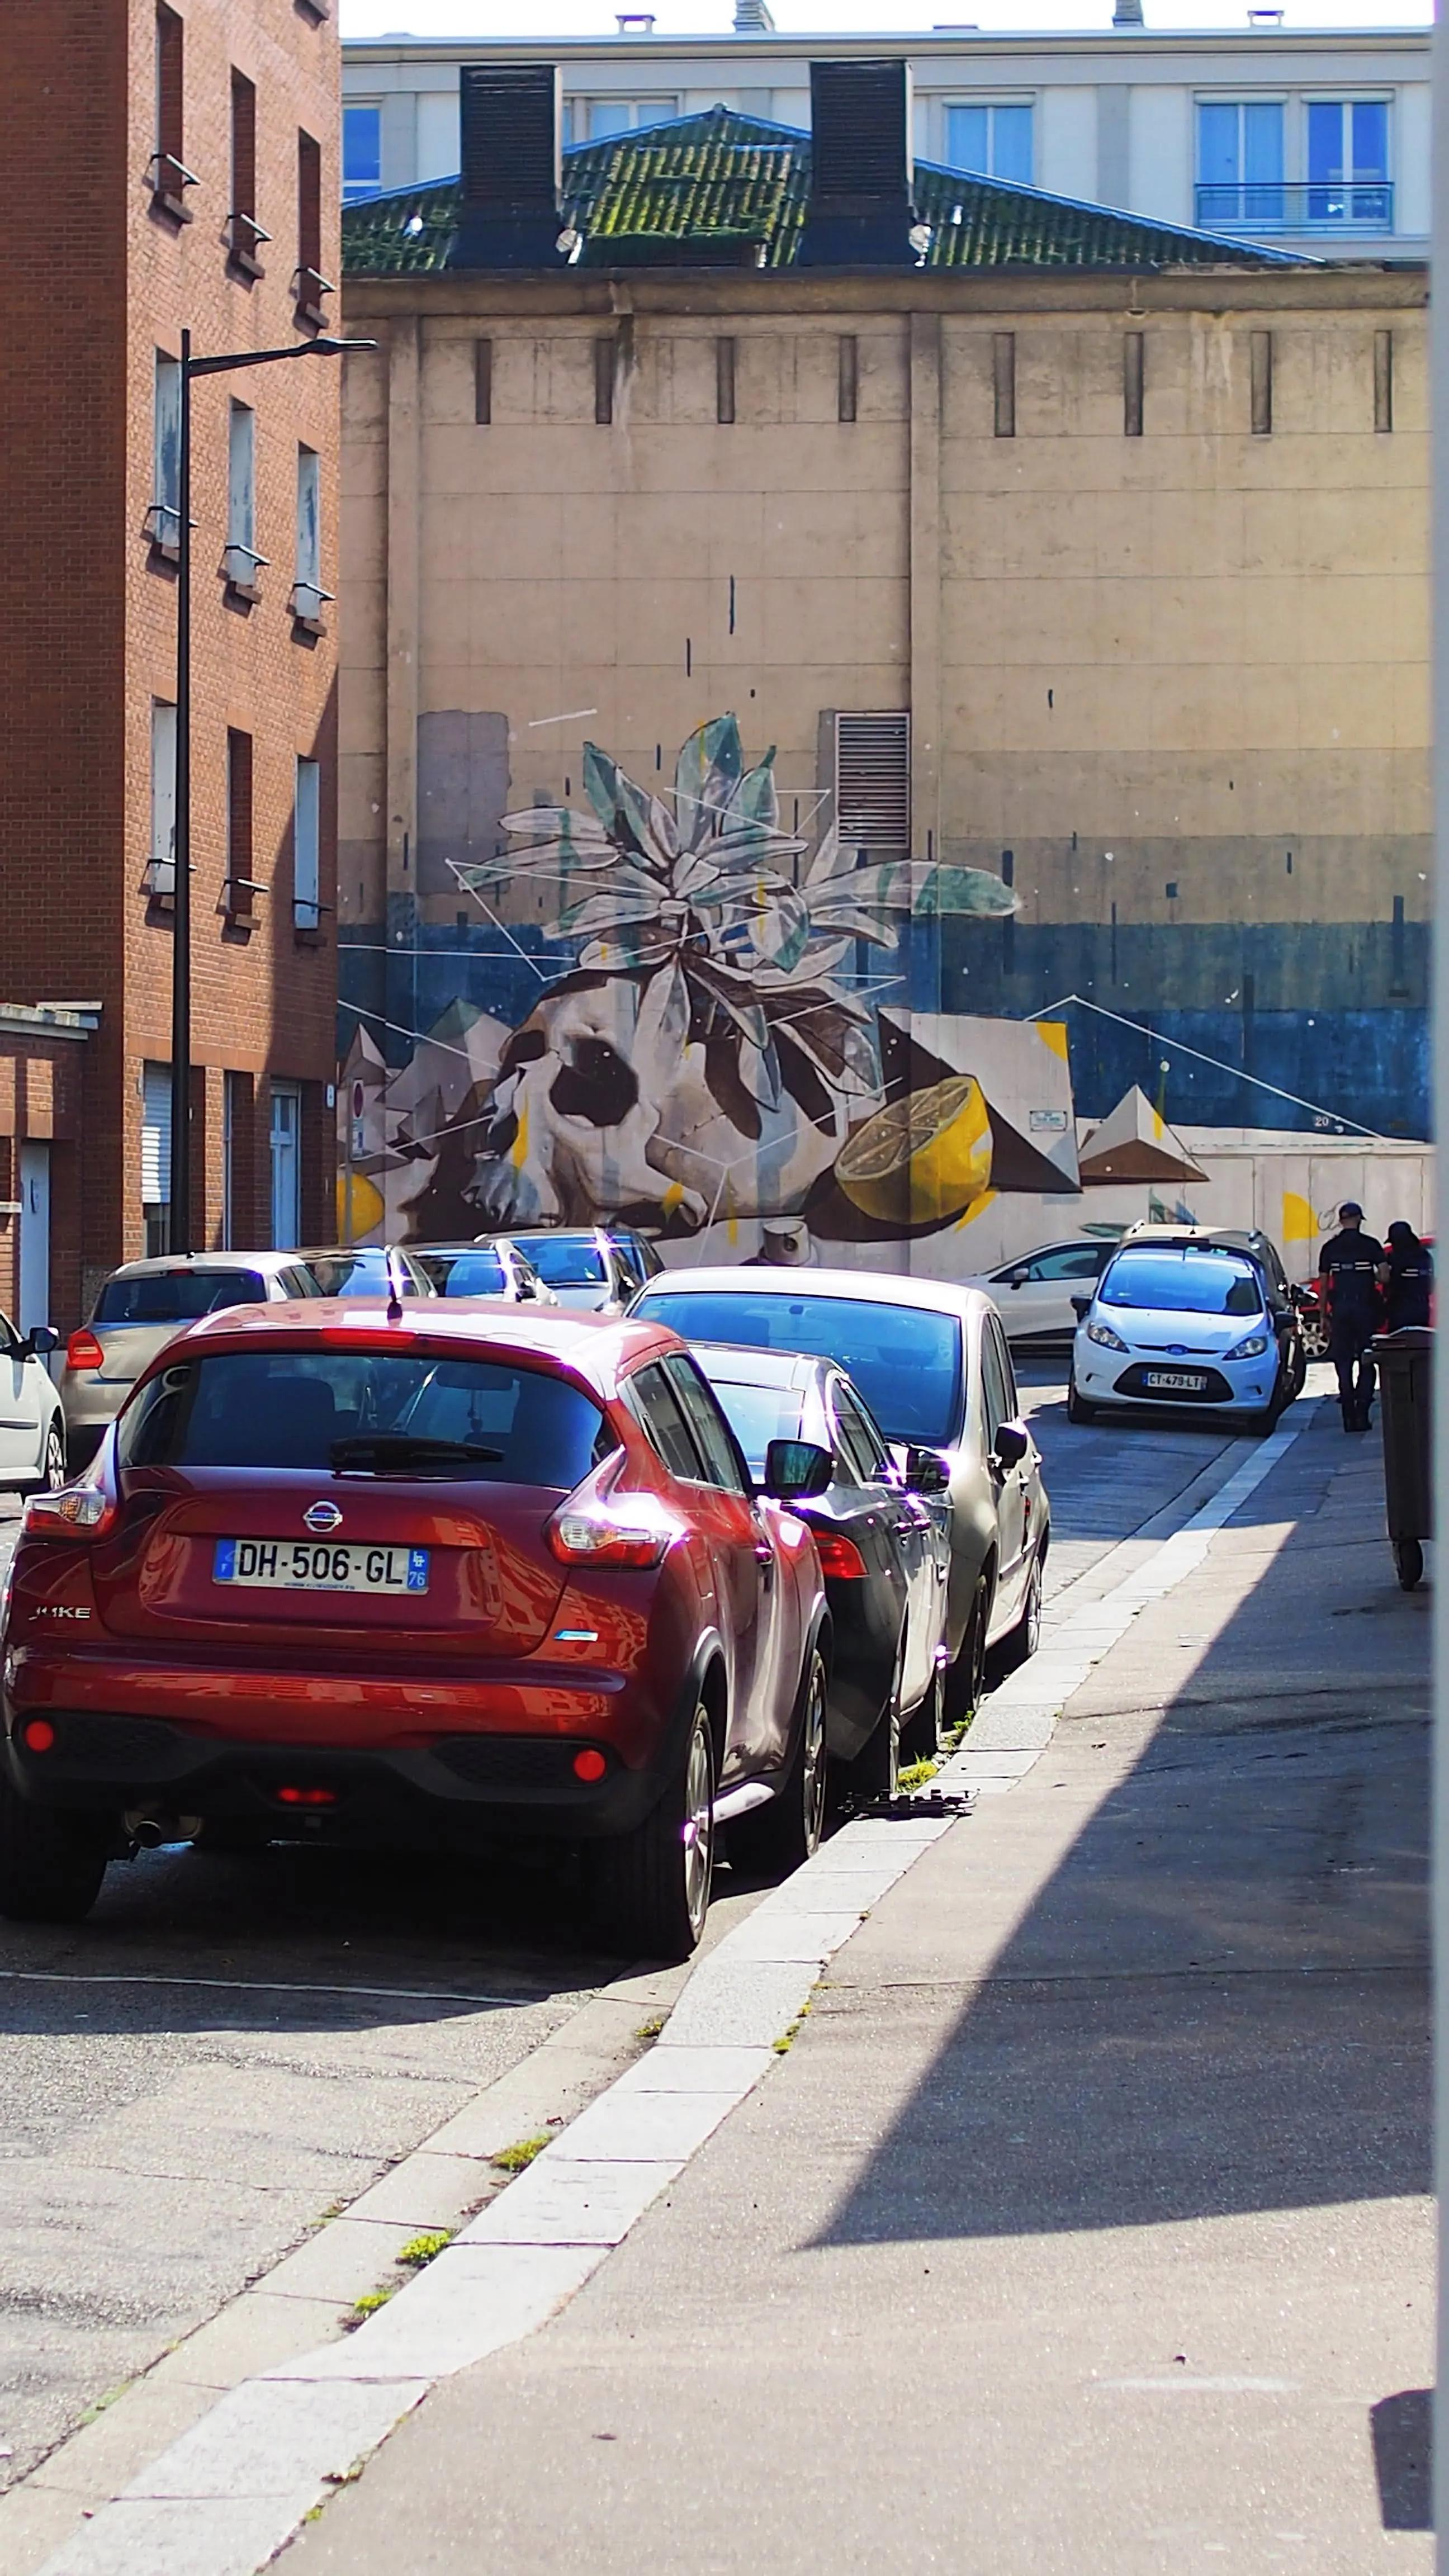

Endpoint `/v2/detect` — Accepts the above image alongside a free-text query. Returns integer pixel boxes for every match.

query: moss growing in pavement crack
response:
[634,2015,667,2042]
[396,2231,452,2267]
[898,1757,939,1791]
[491,2133,551,2173]
[344,2288,396,2328]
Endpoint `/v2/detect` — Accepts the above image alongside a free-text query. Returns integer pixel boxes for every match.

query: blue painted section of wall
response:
[339,911,1431,1140]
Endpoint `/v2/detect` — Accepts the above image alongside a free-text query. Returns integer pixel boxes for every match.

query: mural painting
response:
[339,715,1096,1267]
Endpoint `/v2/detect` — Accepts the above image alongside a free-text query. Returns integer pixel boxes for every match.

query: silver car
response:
[59,1252,328,1472]
[628,1267,1049,1724]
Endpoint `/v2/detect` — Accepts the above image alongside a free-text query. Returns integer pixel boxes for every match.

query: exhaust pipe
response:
[122,1809,202,1852]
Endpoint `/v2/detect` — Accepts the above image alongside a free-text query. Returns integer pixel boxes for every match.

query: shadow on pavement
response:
[817,1418,1429,2242]
[1371,2388,1432,2530]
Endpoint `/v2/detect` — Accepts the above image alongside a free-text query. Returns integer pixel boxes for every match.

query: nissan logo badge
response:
[303,1501,343,1533]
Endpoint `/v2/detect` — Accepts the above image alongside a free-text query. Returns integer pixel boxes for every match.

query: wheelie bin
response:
[1371,1325,1433,1590]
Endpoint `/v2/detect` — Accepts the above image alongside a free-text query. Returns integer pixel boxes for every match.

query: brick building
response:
[0,0,342,1329]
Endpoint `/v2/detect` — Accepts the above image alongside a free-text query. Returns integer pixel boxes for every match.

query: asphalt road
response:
[0,1371,1249,2488]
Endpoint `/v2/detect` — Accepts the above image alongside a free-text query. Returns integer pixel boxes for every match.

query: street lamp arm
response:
[185,336,376,380]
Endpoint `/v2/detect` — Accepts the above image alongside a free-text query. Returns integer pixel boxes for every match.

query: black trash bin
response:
[1371,1325,1433,1590]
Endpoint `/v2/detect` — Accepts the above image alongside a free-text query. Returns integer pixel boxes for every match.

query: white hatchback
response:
[1068,1243,1290,1428]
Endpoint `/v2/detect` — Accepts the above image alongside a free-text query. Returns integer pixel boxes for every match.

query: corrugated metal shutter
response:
[141,1063,172,1206]
[835,712,911,854]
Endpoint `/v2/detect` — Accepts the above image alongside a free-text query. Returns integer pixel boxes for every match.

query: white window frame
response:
[149,699,177,897]
[293,756,321,932]
[142,1060,172,1252]
[291,445,332,624]
[567,94,679,145]
[223,400,266,590]
[941,97,1035,186]
[1298,91,1393,229]
[269,1080,302,1251]
[149,352,181,553]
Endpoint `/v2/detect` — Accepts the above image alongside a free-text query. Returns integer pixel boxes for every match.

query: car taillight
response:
[548,1507,670,1569]
[814,1532,869,1580]
[22,1486,116,1540]
[67,1330,105,1371]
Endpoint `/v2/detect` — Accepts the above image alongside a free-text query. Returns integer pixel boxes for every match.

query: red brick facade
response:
[0,0,339,1327]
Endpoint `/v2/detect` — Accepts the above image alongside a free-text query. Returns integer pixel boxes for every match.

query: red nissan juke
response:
[0,1303,831,1959]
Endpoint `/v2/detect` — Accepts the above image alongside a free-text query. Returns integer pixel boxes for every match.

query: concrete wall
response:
[338,265,1428,1150]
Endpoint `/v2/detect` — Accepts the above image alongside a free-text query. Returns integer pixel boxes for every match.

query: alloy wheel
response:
[41,1425,65,1491]
[680,1707,716,1945]
[799,1654,828,1857]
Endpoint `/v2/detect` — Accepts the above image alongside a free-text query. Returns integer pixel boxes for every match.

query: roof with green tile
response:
[342,102,1312,279]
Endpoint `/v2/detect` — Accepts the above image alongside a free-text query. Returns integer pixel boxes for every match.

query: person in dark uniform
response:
[1318,1201,1385,1431]
[1380,1220,1433,1331]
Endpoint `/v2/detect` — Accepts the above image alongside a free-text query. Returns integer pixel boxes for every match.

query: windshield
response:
[119,1350,607,1485]
[638,1291,963,1445]
[417,1251,508,1298]
[703,1380,807,1479]
[509,1235,608,1288]
[94,1270,268,1325]
[1099,1253,1264,1317]
[295,1252,409,1299]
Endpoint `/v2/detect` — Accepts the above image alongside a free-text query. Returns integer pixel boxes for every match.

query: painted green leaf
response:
[733,751,780,831]
[674,715,743,848]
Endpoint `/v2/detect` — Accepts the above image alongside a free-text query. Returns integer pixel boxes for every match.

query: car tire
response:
[944,1569,991,1726]
[25,1421,67,1497]
[731,1649,828,1881]
[587,1696,716,1962]
[0,1776,108,1924]
[845,1639,902,1802]
[1066,1374,1096,1426]
[991,1549,1044,1680]
[899,1656,945,1766]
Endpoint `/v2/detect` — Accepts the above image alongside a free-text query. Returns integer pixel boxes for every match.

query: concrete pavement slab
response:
[458,2157,686,2247]
[260,2244,609,2381]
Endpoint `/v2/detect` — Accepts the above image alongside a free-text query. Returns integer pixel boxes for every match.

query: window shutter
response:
[834,712,911,855]
[142,1063,172,1206]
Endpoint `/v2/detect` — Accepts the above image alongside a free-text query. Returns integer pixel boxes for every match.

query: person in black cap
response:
[1380,1220,1433,1332]
[1318,1201,1385,1431]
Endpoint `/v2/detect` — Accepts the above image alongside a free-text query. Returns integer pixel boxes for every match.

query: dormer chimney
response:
[798,59,915,268]
[449,64,564,269]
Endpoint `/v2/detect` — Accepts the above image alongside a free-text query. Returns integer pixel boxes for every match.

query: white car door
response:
[0,1313,45,1475]
[992,1243,1110,1343]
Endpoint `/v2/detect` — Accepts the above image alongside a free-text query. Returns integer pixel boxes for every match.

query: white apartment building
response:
[342,19,1429,261]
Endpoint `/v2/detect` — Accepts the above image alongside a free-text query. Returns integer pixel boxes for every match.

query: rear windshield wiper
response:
[329,1433,505,1477]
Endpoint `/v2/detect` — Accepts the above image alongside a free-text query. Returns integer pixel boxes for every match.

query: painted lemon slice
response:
[836,1076,993,1227]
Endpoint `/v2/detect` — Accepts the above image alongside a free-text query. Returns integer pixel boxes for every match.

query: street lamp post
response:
[168,331,373,1253]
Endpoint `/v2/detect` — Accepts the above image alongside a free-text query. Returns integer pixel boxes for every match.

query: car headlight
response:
[1226,1330,1271,1360]
[1086,1319,1129,1352]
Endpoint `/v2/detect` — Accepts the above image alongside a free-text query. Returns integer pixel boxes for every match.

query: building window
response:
[269,1082,301,1250]
[716,336,736,426]
[151,4,193,215]
[296,130,329,323]
[228,69,267,271]
[1196,99,1284,226]
[945,101,1033,185]
[142,1062,173,1256]
[1124,331,1144,437]
[1251,328,1273,435]
[1306,98,1391,225]
[993,332,1016,438]
[291,446,329,626]
[838,334,858,423]
[1375,328,1394,433]
[294,757,321,932]
[225,730,257,924]
[566,96,678,144]
[148,352,182,554]
[835,713,910,858]
[475,338,493,425]
[594,338,614,427]
[149,700,177,898]
[223,401,263,594]
[343,103,382,202]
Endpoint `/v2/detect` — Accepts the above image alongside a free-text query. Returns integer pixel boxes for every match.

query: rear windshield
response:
[416,1251,507,1298]
[510,1235,607,1288]
[295,1252,400,1299]
[94,1271,267,1325]
[1100,1253,1263,1317]
[703,1380,806,1479]
[117,1350,609,1486]
[638,1291,963,1446]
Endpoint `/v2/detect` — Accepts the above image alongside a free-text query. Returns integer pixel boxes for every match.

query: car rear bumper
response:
[1,1701,685,1845]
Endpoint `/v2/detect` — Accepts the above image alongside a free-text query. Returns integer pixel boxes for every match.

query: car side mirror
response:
[1070,1294,1093,1322]
[23,1324,59,1359]
[762,1438,832,1502]
[992,1419,1030,1470]
[1006,1267,1028,1289]
[903,1445,950,1497]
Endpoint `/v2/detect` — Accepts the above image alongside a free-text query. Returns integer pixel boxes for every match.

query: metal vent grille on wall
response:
[835,712,911,854]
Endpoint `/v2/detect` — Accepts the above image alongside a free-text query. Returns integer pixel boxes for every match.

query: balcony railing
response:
[1195,179,1394,234]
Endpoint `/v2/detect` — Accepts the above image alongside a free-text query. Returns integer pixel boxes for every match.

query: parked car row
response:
[0,1233,1047,1963]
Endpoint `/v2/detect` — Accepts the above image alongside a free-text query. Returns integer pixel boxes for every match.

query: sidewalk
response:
[276,1400,1430,2575]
